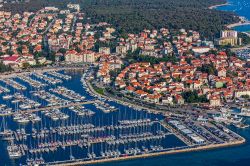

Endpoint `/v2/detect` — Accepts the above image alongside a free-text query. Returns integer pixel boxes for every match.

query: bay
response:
[216,0,250,32]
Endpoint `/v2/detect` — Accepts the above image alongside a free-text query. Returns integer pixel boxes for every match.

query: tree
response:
[58,48,67,54]
[3,0,239,38]
[22,62,30,69]
[182,90,208,103]
[197,63,217,75]
[0,62,13,73]
[238,32,250,45]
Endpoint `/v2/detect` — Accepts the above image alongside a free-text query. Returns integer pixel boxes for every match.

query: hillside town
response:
[114,52,250,107]
[0,5,249,108]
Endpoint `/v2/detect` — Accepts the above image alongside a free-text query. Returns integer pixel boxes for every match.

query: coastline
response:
[226,21,250,29]
[226,16,250,29]
[50,139,246,166]
[209,0,250,31]
[208,2,229,9]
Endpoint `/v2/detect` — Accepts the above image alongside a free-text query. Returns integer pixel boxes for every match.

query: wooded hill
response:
[2,0,239,37]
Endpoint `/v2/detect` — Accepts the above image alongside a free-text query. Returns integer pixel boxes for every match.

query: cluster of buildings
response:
[114,52,250,107]
[44,7,119,64]
[94,28,216,83]
[0,5,108,68]
[115,28,173,57]
[96,54,122,84]
[45,7,99,63]
[0,3,242,73]
[0,9,55,68]
[0,6,248,109]
[173,29,214,55]
[114,28,215,58]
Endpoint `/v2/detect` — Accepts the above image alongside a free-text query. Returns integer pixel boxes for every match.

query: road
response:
[86,79,210,118]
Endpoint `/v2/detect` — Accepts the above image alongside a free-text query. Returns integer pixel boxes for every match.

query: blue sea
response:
[216,0,250,32]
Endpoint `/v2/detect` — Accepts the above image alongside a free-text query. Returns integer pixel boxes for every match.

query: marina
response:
[47,71,72,81]
[0,68,246,166]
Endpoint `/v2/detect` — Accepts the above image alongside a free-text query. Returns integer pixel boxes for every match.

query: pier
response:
[47,139,245,166]
[0,100,98,116]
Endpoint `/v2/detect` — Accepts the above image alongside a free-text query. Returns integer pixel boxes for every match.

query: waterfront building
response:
[83,51,96,63]
[2,55,20,66]
[161,96,174,105]
[65,50,96,63]
[192,46,211,55]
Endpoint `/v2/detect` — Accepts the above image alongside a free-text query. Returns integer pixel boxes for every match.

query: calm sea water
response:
[216,0,250,32]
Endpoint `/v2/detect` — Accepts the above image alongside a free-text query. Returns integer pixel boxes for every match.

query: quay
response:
[161,121,193,146]
[48,138,245,166]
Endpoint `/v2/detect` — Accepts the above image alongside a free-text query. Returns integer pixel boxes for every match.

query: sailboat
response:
[0,117,14,141]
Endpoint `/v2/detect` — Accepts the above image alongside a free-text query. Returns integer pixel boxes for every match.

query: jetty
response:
[0,100,98,117]
[48,139,245,166]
